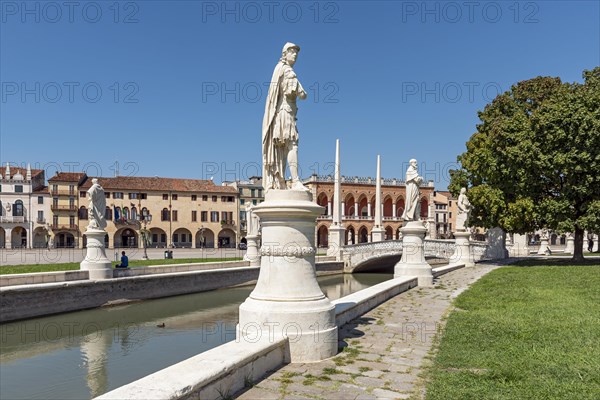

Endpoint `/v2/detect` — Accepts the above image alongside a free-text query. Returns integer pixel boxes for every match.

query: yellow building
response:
[47,173,239,249]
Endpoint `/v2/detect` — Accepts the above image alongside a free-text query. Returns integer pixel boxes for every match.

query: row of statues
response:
[83,43,472,233]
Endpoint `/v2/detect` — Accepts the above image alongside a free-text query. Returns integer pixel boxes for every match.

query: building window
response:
[172,194,178,200]
[172,210,178,221]
[69,216,75,226]
[38,210,44,222]
[105,207,112,220]
[163,194,168,200]
[201,211,208,222]
[258,189,262,197]
[13,200,24,216]
[251,189,256,197]
[240,211,246,221]
[449,212,452,218]
[38,196,43,204]
[69,185,75,194]
[212,196,217,202]
[52,184,58,193]
[129,193,139,199]
[105,192,110,198]
[80,191,86,198]
[173,233,179,243]
[202,195,208,201]
[53,215,58,226]
[53,198,58,207]
[192,210,197,222]
[15,185,23,193]
[140,193,147,199]
[114,192,123,199]
[192,195,197,201]
[239,188,243,195]
[79,206,88,219]
[221,196,226,202]
[69,197,75,207]
[211,211,219,222]
[161,208,170,221]
[240,199,245,205]
[252,199,257,205]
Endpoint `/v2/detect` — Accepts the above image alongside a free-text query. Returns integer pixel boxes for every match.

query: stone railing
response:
[424,239,456,259]
[470,242,490,262]
[342,240,403,255]
[0,216,26,223]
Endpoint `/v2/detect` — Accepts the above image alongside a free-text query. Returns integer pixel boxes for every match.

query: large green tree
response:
[451,68,600,261]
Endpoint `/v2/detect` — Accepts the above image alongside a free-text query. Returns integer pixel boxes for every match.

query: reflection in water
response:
[0,273,391,400]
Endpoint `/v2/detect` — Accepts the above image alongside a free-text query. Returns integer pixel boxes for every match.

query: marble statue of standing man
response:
[401,159,423,221]
[262,42,308,191]
[87,178,107,230]
[456,187,472,231]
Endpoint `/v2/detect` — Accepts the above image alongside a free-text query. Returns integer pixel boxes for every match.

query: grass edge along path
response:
[424,264,600,400]
[0,257,243,275]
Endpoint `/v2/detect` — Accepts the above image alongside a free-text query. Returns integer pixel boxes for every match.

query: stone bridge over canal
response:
[341,239,495,273]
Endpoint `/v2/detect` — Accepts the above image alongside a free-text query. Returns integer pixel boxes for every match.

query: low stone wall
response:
[0,267,260,323]
[0,270,89,287]
[432,263,466,278]
[333,276,418,327]
[0,262,344,323]
[112,260,248,277]
[96,337,290,400]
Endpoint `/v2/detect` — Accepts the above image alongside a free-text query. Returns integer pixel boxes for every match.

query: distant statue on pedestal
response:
[246,204,260,237]
[456,187,472,231]
[401,159,423,221]
[262,42,308,191]
[87,178,107,230]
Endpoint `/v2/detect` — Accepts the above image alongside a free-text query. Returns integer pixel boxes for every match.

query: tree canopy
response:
[450,67,600,260]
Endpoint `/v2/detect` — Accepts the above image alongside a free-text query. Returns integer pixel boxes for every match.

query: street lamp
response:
[139,213,152,260]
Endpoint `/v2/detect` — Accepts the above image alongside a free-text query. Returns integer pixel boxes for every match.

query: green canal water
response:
[0,273,391,400]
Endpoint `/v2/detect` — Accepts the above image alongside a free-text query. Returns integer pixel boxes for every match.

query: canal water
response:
[0,273,391,400]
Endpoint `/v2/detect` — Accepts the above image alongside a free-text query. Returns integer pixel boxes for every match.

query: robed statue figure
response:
[262,42,308,191]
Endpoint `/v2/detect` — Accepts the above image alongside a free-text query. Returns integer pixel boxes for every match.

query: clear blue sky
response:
[1,1,598,189]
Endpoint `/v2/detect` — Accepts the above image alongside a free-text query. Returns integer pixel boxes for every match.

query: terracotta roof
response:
[1,166,44,179]
[33,186,49,194]
[80,176,237,194]
[48,172,87,182]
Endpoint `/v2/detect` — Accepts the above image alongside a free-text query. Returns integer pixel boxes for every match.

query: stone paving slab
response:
[237,264,500,400]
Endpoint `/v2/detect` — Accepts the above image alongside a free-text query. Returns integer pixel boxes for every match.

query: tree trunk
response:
[572,226,585,262]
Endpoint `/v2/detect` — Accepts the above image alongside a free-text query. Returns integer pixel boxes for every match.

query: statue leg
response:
[288,141,307,190]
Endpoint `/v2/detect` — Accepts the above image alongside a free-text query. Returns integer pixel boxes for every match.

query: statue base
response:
[238,189,337,362]
[394,221,433,286]
[243,234,261,266]
[327,224,345,260]
[80,229,112,280]
[371,227,385,242]
[452,231,474,267]
[538,238,550,255]
[565,236,575,254]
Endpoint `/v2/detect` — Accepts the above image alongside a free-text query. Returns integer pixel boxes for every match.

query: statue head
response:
[281,42,300,66]
[92,178,98,185]
[460,187,467,194]
[409,159,417,168]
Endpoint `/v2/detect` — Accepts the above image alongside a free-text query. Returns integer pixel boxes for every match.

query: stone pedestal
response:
[80,229,112,280]
[394,221,433,286]
[327,225,345,260]
[565,235,575,254]
[244,235,261,266]
[371,227,385,242]
[238,190,337,362]
[593,235,599,252]
[538,237,550,255]
[452,231,474,267]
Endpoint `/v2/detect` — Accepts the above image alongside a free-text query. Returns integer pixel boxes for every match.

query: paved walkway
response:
[237,264,501,400]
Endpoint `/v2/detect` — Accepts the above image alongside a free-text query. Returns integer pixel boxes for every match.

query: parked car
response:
[238,243,247,250]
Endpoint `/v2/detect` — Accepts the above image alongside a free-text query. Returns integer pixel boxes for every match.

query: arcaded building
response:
[304,174,435,247]
[47,173,239,249]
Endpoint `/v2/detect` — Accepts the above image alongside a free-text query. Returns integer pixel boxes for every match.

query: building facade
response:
[0,164,50,249]
[304,174,435,247]
[223,177,264,241]
[44,173,240,249]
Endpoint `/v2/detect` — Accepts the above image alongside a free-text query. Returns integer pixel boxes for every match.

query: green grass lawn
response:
[0,257,243,275]
[425,263,600,400]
